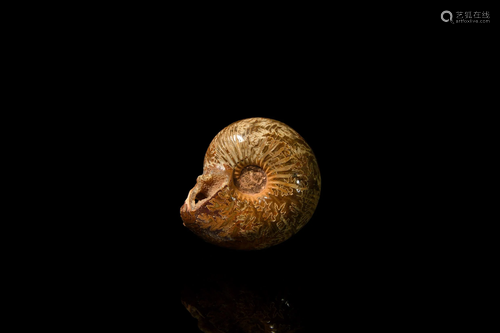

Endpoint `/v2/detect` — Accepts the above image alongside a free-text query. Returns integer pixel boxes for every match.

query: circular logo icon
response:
[441,10,453,23]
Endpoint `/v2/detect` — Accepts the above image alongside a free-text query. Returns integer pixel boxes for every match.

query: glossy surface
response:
[180,118,321,250]
[181,270,305,332]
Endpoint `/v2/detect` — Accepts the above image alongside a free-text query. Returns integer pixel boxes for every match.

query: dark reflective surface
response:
[178,234,319,332]
[176,211,438,332]
[181,269,305,332]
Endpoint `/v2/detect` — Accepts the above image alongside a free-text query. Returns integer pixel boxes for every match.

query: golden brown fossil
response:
[180,118,321,250]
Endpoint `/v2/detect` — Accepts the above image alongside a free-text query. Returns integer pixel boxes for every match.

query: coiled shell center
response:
[234,165,267,194]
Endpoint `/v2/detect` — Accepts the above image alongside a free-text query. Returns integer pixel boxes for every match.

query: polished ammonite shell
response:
[180,117,321,250]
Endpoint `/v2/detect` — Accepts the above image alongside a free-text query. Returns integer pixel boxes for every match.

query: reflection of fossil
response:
[180,118,321,250]
[181,274,305,333]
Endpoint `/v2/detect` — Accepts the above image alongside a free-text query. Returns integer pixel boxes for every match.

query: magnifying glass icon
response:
[441,10,454,24]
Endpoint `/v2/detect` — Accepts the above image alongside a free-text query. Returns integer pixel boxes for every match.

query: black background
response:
[58,4,494,331]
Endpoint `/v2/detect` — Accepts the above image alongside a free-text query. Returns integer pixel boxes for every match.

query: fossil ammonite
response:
[180,117,321,250]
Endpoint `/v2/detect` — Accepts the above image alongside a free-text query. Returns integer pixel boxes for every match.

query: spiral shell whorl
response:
[181,118,321,250]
